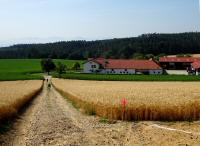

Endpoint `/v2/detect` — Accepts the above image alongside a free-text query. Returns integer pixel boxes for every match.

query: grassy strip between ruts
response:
[54,73,200,81]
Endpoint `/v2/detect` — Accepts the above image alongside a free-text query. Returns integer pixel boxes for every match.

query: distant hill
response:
[0,32,200,59]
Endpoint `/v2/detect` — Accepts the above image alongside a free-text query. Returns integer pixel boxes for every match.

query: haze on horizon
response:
[0,0,200,46]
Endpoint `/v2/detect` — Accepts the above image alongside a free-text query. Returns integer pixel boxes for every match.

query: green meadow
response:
[0,59,83,81]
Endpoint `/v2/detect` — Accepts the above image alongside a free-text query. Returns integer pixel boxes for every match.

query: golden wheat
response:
[0,80,43,121]
[52,78,200,121]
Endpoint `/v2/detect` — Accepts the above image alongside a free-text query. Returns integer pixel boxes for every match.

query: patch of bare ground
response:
[0,80,200,146]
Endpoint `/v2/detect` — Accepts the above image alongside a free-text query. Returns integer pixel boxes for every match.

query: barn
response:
[83,58,163,75]
[159,57,200,70]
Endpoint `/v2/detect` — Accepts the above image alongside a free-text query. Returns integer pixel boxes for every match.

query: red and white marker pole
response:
[121,98,128,120]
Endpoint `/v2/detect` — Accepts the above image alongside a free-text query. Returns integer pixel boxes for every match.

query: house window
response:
[125,69,127,71]
[110,69,114,73]
[91,65,97,68]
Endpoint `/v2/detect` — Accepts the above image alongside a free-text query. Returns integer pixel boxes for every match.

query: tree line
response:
[41,58,81,76]
[0,32,200,59]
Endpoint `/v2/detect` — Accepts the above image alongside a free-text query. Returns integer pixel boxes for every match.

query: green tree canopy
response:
[72,62,81,70]
[41,58,56,75]
[133,53,145,60]
[0,32,200,59]
[56,62,67,77]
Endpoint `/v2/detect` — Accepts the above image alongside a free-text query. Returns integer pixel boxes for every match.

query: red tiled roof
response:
[89,58,162,70]
[159,57,200,63]
[192,62,200,69]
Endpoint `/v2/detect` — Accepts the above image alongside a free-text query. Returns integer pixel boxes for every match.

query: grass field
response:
[0,80,43,122]
[0,59,42,73]
[0,59,83,73]
[52,78,200,121]
[54,59,83,69]
[0,59,83,81]
[55,73,200,81]
[0,59,42,81]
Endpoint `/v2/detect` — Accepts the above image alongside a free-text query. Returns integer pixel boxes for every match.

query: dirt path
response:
[0,81,131,146]
[1,80,200,146]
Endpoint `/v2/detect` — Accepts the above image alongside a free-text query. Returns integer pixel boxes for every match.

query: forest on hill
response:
[0,32,200,60]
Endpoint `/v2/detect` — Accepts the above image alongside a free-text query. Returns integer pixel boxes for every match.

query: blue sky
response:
[0,0,200,46]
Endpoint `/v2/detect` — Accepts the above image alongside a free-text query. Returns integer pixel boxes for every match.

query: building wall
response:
[83,61,100,73]
[191,68,200,75]
[103,69,162,75]
[83,61,162,75]
[104,69,135,74]
[149,70,163,75]
[166,70,188,75]
[160,62,192,70]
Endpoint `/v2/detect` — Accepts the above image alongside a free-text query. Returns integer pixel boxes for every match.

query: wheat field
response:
[52,78,200,121]
[0,80,43,121]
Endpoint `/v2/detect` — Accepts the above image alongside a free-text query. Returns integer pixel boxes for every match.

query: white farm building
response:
[83,58,163,75]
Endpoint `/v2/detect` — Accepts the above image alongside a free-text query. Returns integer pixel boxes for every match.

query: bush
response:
[71,62,81,70]
[56,62,67,77]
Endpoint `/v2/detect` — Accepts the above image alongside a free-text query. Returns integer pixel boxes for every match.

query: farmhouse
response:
[159,57,200,70]
[83,58,163,75]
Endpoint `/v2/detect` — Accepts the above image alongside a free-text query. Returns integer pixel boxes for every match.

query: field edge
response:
[0,81,44,132]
